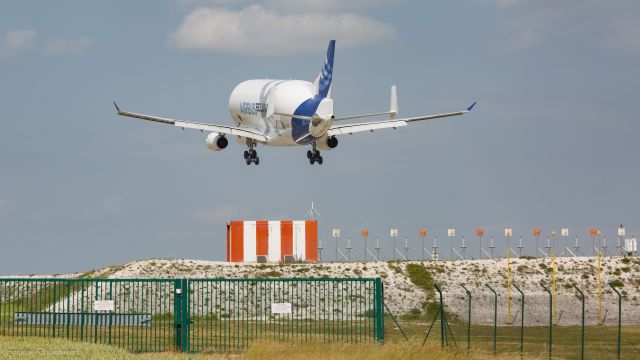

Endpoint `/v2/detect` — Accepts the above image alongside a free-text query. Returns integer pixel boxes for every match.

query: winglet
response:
[466,102,477,112]
[113,101,122,114]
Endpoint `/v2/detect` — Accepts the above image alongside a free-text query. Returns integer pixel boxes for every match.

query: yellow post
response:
[597,250,602,324]
[507,247,511,324]
[552,248,557,324]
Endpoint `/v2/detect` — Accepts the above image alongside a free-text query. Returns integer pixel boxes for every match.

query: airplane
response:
[114,40,475,165]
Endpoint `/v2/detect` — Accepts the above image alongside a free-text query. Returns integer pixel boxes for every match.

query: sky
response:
[1,0,639,275]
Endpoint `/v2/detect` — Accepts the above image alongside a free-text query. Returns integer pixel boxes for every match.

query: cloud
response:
[168,4,394,56]
[43,37,94,56]
[494,1,640,54]
[193,206,242,222]
[83,197,125,218]
[263,0,402,13]
[0,30,37,56]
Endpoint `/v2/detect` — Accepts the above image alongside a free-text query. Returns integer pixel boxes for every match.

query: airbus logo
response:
[240,102,268,115]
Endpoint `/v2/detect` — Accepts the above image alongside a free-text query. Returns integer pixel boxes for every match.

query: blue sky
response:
[1,1,638,274]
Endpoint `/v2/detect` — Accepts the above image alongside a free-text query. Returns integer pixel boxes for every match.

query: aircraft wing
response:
[327,102,476,136]
[113,102,269,143]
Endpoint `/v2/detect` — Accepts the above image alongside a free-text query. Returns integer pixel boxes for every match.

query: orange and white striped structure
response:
[226,220,318,263]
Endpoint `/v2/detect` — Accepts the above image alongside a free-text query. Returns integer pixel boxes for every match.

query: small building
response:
[226,220,318,263]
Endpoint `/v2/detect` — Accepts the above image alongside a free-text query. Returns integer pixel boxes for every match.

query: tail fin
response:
[314,40,335,98]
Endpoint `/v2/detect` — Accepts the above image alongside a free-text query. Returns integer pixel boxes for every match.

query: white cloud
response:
[0,30,37,56]
[263,0,402,13]
[83,197,125,218]
[43,37,94,56]
[193,206,242,222]
[168,5,394,56]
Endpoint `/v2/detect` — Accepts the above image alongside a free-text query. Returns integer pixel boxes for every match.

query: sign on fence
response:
[271,302,292,314]
[94,300,114,311]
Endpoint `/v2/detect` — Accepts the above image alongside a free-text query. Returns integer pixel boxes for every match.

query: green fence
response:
[0,278,383,352]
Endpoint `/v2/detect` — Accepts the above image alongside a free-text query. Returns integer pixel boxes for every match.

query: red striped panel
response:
[230,221,244,262]
[280,220,293,262]
[256,220,269,257]
[305,220,318,263]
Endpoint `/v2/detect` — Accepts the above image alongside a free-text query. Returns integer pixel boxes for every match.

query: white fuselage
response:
[228,79,334,147]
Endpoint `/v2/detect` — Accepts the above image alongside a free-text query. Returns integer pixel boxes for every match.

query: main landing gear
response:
[307,144,323,165]
[244,143,259,165]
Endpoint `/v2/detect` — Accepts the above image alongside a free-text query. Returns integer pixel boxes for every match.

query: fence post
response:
[374,278,384,343]
[609,283,622,360]
[485,283,497,355]
[541,283,552,360]
[513,284,524,357]
[174,279,183,351]
[460,284,471,351]
[571,283,585,360]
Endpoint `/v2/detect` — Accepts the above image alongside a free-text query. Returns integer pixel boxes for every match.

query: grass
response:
[0,336,502,360]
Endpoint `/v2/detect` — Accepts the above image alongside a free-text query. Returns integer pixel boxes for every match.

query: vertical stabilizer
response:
[314,40,335,98]
[390,85,398,119]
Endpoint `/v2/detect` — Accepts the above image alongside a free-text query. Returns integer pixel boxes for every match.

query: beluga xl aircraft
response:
[114,40,475,165]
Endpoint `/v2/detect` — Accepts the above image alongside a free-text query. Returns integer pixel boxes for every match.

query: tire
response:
[317,156,323,165]
[246,157,251,165]
[251,149,257,158]
[307,150,312,159]
[309,157,315,165]
[254,157,260,165]
[244,151,249,159]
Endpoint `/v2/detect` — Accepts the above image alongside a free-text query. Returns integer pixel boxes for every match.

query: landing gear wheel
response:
[254,157,260,165]
[244,151,249,159]
[309,157,315,165]
[246,157,252,165]
[251,149,257,158]
[317,156,323,165]
[307,150,312,159]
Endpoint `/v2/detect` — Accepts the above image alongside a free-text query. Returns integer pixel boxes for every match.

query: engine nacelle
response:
[206,134,228,151]
[316,135,338,151]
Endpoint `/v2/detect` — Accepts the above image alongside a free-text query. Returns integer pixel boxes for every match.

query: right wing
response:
[113,102,269,143]
[327,102,476,136]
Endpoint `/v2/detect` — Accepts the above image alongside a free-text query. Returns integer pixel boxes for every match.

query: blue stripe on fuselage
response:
[291,96,323,145]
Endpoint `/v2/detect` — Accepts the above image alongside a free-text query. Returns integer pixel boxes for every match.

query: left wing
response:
[114,102,269,143]
[327,102,476,136]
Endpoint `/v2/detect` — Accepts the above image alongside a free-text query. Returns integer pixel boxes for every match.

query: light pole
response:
[448,228,456,260]
[318,237,323,262]
[534,228,541,257]
[362,229,369,261]
[617,225,625,256]
[561,228,569,257]
[332,228,340,262]
[419,228,427,260]
[476,227,484,259]
[391,228,398,261]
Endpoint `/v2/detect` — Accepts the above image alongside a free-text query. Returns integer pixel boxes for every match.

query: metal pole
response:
[460,284,471,351]
[485,283,497,355]
[364,235,367,262]
[434,283,445,348]
[541,283,552,360]
[571,283,585,360]
[610,284,622,360]
[513,284,525,357]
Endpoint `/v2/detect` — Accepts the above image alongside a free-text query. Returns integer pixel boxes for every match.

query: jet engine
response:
[316,135,338,150]
[206,133,228,151]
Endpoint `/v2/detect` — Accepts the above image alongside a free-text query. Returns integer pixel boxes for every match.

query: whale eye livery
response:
[114,40,476,166]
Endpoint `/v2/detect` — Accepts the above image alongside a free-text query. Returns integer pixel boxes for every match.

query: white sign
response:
[94,300,114,312]
[618,228,626,237]
[561,228,569,237]
[625,238,637,252]
[332,229,341,237]
[504,228,513,237]
[271,302,292,314]
[447,229,455,237]
[390,228,398,237]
